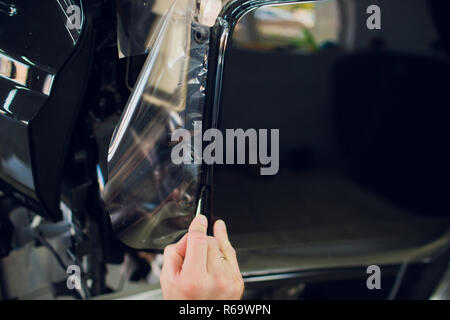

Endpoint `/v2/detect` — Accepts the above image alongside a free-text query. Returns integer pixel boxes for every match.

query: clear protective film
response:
[104,0,224,249]
[116,0,156,58]
[116,0,224,58]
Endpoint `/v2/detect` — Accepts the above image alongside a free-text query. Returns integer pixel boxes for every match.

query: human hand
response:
[160,215,244,300]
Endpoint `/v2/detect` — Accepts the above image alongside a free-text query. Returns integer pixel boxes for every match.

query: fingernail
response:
[198,214,208,226]
[216,219,226,230]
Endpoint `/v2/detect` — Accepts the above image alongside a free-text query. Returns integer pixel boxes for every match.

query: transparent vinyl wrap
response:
[103,0,214,249]
[117,0,225,57]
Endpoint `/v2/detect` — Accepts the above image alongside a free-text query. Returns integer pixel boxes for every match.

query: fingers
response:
[207,236,224,275]
[213,220,240,273]
[182,214,209,275]
[161,233,187,279]
[213,220,244,299]
[161,217,244,300]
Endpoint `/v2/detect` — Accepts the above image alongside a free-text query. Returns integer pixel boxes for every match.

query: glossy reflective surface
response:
[0,0,84,198]
[0,53,55,96]
[103,0,210,249]
[104,0,323,249]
